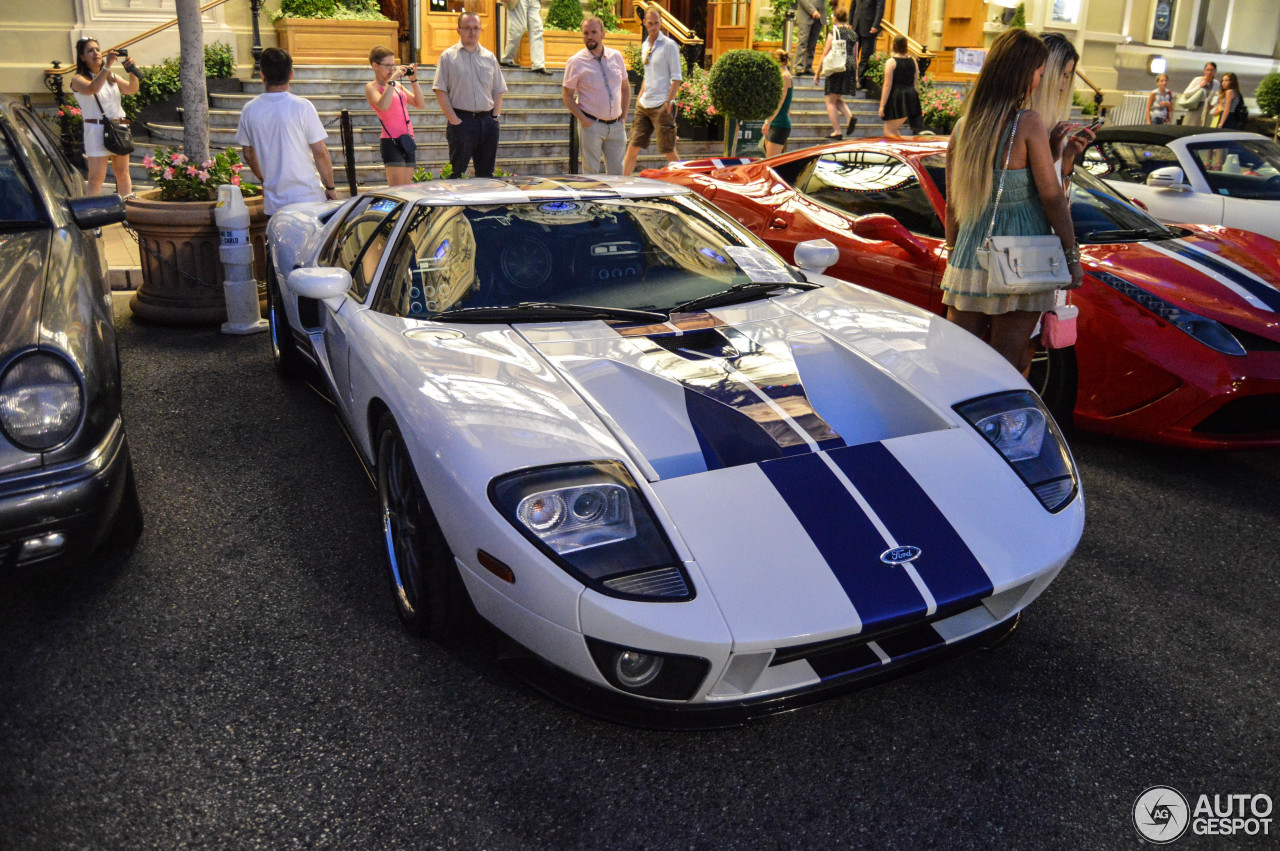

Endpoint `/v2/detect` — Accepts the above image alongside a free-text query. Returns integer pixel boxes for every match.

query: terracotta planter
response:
[126,190,268,327]
[274,18,400,65]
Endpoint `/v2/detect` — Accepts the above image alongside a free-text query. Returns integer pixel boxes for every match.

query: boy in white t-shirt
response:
[236,48,337,214]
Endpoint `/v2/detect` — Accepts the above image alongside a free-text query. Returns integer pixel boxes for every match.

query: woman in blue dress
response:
[939,28,1083,375]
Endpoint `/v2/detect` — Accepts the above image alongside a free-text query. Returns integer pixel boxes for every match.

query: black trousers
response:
[856,32,877,88]
[446,112,500,178]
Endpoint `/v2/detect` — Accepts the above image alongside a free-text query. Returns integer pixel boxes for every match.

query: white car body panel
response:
[1099,131,1280,241]
[268,177,1084,713]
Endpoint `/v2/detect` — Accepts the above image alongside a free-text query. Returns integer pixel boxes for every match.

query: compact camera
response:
[116,48,128,58]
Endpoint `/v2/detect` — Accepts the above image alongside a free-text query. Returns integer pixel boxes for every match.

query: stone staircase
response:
[129,63,890,188]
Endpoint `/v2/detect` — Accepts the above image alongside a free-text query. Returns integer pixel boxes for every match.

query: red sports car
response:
[644,140,1280,448]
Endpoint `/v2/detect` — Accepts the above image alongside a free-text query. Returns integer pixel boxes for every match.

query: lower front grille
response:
[1193,395,1280,435]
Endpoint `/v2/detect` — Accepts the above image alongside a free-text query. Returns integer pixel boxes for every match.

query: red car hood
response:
[1084,227,1280,335]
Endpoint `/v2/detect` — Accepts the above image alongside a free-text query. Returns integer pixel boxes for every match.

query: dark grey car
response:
[0,98,141,569]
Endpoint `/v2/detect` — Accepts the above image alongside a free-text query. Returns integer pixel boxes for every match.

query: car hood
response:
[518,287,1078,644]
[1084,230,1280,334]
[518,286,1014,483]
[0,229,51,353]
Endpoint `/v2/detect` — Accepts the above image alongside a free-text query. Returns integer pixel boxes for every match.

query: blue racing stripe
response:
[760,452,928,631]
[1163,240,1280,312]
[827,443,993,613]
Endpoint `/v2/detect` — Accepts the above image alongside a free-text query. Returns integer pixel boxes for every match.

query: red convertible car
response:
[644,140,1280,449]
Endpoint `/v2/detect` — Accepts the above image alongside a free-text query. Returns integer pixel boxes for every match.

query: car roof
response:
[1092,124,1246,144]
[370,175,692,205]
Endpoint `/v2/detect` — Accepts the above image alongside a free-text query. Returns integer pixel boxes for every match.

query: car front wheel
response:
[1029,344,1077,430]
[376,414,469,641]
[267,253,306,378]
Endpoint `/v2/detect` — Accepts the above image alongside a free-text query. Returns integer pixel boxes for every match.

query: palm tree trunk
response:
[177,0,210,164]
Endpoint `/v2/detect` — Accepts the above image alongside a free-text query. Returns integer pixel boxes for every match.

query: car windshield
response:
[0,128,44,229]
[920,153,1174,243]
[1186,138,1280,200]
[375,194,805,320]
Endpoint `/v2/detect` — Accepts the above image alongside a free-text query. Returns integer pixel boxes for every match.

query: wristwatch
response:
[1063,245,1081,264]
[324,185,336,191]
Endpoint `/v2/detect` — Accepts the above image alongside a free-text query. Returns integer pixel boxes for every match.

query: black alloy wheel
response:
[1028,344,1078,431]
[266,253,305,378]
[376,414,469,641]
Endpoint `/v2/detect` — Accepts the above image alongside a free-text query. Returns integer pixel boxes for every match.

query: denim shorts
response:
[381,133,416,166]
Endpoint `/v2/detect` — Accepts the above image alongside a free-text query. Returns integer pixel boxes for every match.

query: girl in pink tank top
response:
[366,45,426,185]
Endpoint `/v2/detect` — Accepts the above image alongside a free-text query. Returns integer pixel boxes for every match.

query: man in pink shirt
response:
[561,17,630,175]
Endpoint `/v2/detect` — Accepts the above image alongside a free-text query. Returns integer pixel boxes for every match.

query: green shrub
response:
[1256,73,1280,118]
[1010,3,1026,28]
[864,51,888,87]
[275,0,386,20]
[589,0,624,33]
[204,41,237,78]
[622,41,643,79]
[708,49,783,121]
[280,0,337,17]
[1072,89,1099,117]
[545,0,584,31]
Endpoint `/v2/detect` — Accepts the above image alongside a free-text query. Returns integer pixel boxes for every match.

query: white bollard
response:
[216,184,268,335]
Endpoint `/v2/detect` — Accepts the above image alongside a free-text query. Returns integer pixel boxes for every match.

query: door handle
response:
[768,215,788,230]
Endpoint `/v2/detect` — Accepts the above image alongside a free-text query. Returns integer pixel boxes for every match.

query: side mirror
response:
[69,194,126,229]
[288,266,351,309]
[850,213,928,255]
[794,239,840,274]
[1147,166,1189,190]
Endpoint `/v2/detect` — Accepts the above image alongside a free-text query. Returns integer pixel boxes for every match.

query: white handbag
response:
[975,110,1072,295]
[820,32,848,77]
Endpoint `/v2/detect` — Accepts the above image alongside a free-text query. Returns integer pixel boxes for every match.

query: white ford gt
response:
[266,176,1084,727]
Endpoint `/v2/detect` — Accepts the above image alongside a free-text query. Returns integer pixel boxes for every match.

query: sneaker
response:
[846,115,858,136]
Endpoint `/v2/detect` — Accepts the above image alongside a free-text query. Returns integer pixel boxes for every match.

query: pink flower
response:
[141,155,155,168]
[197,170,209,181]
[231,175,241,186]
[70,107,81,115]
[201,160,214,169]
[187,166,199,176]
[170,152,188,165]
[164,167,175,179]
[231,163,244,173]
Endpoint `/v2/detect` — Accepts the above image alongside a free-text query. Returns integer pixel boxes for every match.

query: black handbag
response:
[93,92,134,156]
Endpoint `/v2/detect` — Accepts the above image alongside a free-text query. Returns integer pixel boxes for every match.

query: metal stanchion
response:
[249,0,265,77]
[568,112,580,173]
[340,109,357,195]
[783,10,795,54]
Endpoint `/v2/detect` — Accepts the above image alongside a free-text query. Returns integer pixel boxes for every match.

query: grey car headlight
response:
[490,461,692,601]
[0,352,84,451]
[956,390,1078,513]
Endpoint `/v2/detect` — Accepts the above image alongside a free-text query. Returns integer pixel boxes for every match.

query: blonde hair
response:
[950,28,1048,225]
[1027,32,1078,127]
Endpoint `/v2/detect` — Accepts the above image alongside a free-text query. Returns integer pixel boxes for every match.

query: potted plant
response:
[707,49,783,155]
[529,0,642,69]
[674,64,719,142]
[126,146,269,326]
[273,0,397,65]
[622,41,643,95]
[919,79,964,135]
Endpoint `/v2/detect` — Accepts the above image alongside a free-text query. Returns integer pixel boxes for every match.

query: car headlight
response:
[0,352,84,451]
[1094,269,1246,356]
[490,461,692,600]
[956,390,1078,512]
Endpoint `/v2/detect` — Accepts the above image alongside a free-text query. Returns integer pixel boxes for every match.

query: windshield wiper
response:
[431,301,667,324]
[670,280,820,315]
[1083,227,1172,242]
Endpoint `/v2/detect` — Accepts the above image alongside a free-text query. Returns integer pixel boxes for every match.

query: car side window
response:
[798,150,944,238]
[1084,142,1180,184]
[374,205,479,319]
[7,112,77,201]
[15,109,83,198]
[319,196,404,302]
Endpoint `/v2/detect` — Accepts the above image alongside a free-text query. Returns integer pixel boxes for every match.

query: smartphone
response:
[1073,118,1102,137]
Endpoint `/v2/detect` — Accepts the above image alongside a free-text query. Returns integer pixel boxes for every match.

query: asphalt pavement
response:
[1,294,1277,849]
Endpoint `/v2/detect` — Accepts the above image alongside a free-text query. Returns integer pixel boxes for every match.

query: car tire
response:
[376,414,470,641]
[267,253,306,379]
[103,457,143,552]
[1029,344,1077,431]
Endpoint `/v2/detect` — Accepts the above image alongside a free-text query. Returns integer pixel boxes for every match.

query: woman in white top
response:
[71,37,140,196]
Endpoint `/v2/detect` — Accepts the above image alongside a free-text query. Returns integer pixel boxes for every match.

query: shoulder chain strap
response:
[982,109,1022,248]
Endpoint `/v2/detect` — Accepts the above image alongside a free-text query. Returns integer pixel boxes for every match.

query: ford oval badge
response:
[880,546,922,565]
